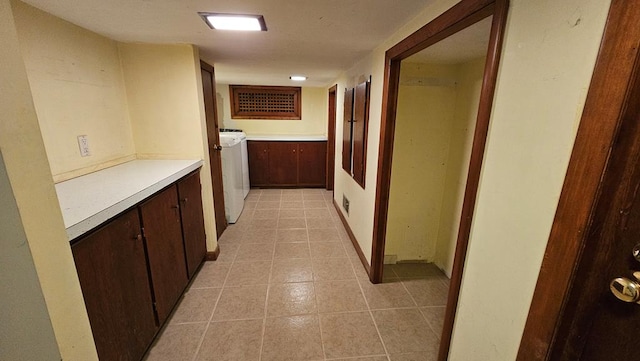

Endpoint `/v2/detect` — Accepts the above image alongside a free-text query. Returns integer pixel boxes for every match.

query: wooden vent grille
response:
[230,85,301,120]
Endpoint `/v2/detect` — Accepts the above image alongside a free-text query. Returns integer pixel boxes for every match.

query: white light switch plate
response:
[77,135,91,157]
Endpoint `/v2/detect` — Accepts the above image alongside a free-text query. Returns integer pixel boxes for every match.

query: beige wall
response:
[119,43,219,249]
[385,59,483,274]
[2,0,97,359]
[385,63,458,264]
[12,1,136,182]
[435,57,485,276]
[0,151,60,361]
[331,0,611,359]
[216,84,328,136]
[449,0,610,359]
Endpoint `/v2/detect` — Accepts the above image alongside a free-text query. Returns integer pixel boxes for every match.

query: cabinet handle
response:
[181,197,188,204]
[133,234,142,241]
[171,204,180,209]
[300,149,304,153]
[293,149,296,153]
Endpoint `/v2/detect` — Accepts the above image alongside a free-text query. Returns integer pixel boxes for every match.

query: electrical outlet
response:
[77,135,91,157]
[342,194,350,215]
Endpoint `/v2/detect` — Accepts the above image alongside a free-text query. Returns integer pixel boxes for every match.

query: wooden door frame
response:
[517,1,640,359]
[200,60,227,238]
[369,0,509,360]
[327,84,337,190]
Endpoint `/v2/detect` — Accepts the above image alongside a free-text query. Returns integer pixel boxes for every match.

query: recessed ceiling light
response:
[199,13,267,31]
[290,76,307,81]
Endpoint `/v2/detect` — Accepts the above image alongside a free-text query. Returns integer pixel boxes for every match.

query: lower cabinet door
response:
[177,171,207,279]
[248,141,270,186]
[298,141,327,187]
[268,141,299,186]
[140,185,189,325]
[72,208,157,361]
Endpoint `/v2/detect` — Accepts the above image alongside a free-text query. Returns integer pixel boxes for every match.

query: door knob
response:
[610,272,640,303]
[633,243,640,262]
[213,145,222,151]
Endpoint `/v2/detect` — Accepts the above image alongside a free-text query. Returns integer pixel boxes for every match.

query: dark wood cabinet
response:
[139,184,189,325]
[177,171,207,278]
[298,142,327,186]
[248,141,327,187]
[248,141,270,186]
[72,169,207,361]
[268,142,299,186]
[72,208,157,361]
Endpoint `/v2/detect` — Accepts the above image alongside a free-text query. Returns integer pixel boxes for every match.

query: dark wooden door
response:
[72,209,157,361]
[547,53,640,361]
[352,80,370,187]
[327,85,337,190]
[248,141,270,186]
[517,2,640,360]
[177,170,207,279]
[201,61,227,237]
[268,141,298,186]
[342,88,354,173]
[140,185,188,325]
[298,141,327,187]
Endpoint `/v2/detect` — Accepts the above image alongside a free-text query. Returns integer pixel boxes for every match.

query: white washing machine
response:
[219,133,244,223]
[220,129,250,198]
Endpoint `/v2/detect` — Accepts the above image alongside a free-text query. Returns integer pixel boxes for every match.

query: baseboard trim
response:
[332,199,371,277]
[205,244,220,261]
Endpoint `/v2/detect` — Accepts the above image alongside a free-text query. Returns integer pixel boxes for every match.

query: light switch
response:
[77,135,91,157]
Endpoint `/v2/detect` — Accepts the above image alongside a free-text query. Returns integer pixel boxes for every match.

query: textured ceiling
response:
[21,0,434,87]
[405,15,492,65]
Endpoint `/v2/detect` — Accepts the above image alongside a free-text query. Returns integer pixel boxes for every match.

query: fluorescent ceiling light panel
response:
[290,76,307,81]
[199,13,267,31]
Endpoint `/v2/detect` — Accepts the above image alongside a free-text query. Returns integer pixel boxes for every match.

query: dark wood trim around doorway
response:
[369,0,509,360]
[326,85,337,190]
[517,1,640,359]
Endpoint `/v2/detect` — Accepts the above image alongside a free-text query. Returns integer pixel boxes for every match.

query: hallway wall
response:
[12,0,136,182]
[1,0,97,358]
[331,0,612,359]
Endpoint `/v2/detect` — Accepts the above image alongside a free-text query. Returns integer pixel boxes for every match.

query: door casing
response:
[327,85,337,190]
[370,0,509,360]
[200,60,227,238]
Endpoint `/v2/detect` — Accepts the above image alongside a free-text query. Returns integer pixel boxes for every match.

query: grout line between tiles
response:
[347,242,391,359]
[400,279,420,308]
[303,214,328,361]
[189,245,234,361]
[257,232,276,361]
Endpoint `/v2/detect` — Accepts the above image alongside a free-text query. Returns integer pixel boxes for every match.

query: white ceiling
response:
[21,0,433,87]
[405,15,492,65]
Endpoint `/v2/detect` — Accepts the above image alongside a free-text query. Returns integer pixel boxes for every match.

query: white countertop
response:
[56,159,203,241]
[246,135,327,141]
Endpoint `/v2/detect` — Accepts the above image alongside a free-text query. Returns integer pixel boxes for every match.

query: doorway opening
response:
[370,0,509,359]
[327,85,338,191]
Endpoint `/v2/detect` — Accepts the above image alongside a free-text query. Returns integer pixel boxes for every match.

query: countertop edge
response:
[65,160,203,241]
[246,135,328,141]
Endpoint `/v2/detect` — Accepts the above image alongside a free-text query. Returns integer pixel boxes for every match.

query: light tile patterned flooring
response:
[144,189,449,361]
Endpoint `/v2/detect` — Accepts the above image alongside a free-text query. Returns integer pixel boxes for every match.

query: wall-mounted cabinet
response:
[248,140,327,187]
[342,79,370,188]
[71,169,206,361]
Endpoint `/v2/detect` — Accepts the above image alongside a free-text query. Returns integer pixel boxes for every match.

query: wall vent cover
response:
[229,85,301,120]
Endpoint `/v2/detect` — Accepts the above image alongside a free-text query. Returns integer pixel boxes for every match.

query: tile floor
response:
[144,188,449,361]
